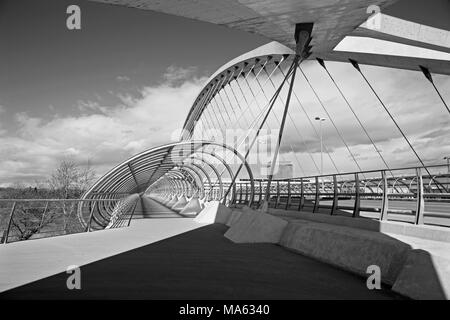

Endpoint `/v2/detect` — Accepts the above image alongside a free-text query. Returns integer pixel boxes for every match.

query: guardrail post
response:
[259,180,263,206]
[331,175,338,215]
[245,183,249,205]
[415,168,425,225]
[231,183,237,205]
[86,201,97,232]
[127,198,139,227]
[313,176,320,213]
[298,178,305,211]
[285,180,291,210]
[353,173,360,218]
[238,183,242,204]
[275,181,280,208]
[3,202,16,244]
[380,170,389,221]
[39,201,49,229]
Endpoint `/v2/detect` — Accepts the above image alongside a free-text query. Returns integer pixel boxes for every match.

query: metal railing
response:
[0,197,139,244]
[231,164,450,227]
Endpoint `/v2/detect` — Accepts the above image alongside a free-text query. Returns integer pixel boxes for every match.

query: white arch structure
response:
[80,0,450,228]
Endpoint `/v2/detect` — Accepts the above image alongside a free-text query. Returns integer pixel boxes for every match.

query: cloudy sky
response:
[0,0,449,186]
[0,0,269,186]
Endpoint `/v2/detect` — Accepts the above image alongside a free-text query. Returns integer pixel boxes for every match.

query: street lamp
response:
[314,117,326,175]
[444,156,450,174]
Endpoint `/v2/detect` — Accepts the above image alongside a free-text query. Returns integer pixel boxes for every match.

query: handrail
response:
[240,163,450,182]
[229,164,450,228]
[0,197,139,244]
[0,198,122,202]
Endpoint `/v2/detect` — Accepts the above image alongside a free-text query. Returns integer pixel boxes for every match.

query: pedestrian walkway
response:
[1,224,403,299]
[0,218,205,292]
[133,196,181,219]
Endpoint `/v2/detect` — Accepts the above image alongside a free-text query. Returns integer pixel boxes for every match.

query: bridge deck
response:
[0,218,205,292]
[133,196,181,219]
[1,224,401,299]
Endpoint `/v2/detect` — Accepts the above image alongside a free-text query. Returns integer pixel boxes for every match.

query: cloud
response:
[0,105,6,136]
[77,100,112,114]
[163,65,199,85]
[191,60,450,176]
[0,66,207,186]
[1,61,449,186]
[116,75,131,82]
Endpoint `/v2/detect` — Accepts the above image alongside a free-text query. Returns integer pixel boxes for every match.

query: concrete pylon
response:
[172,195,188,212]
[166,195,178,207]
[180,196,203,216]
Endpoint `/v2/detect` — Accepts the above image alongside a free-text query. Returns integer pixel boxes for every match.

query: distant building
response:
[249,161,293,180]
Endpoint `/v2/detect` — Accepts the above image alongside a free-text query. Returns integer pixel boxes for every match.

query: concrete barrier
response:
[392,249,450,299]
[279,220,410,285]
[194,201,232,224]
[172,196,188,212]
[224,207,288,244]
[275,218,450,298]
[268,208,450,243]
[225,208,245,227]
[166,196,178,207]
[179,196,203,216]
[217,207,450,298]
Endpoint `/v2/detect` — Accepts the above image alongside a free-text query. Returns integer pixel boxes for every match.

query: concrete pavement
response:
[0,218,206,292]
[1,224,402,299]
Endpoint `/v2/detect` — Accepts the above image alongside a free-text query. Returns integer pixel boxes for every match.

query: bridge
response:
[1,0,450,300]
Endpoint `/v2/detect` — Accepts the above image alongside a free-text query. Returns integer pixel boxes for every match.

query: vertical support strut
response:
[331,175,338,215]
[380,170,389,221]
[275,181,280,208]
[245,182,249,205]
[260,57,300,212]
[415,168,425,225]
[286,180,291,210]
[260,23,312,212]
[39,201,49,229]
[313,176,320,213]
[353,173,361,218]
[3,202,16,244]
[86,201,98,232]
[259,180,263,207]
[299,178,305,211]
[127,198,139,227]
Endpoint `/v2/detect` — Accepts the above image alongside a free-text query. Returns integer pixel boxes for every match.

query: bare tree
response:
[48,157,97,199]
[4,157,97,241]
[78,159,97,194]
[47,157,97,233]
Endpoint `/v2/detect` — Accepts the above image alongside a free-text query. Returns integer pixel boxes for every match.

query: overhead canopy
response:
[82,140,254,199]
[90,0,450,74]
[84,141,206,197]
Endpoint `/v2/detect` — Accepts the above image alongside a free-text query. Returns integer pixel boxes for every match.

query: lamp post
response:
[314,117,326,175]
[444,156,450,174]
